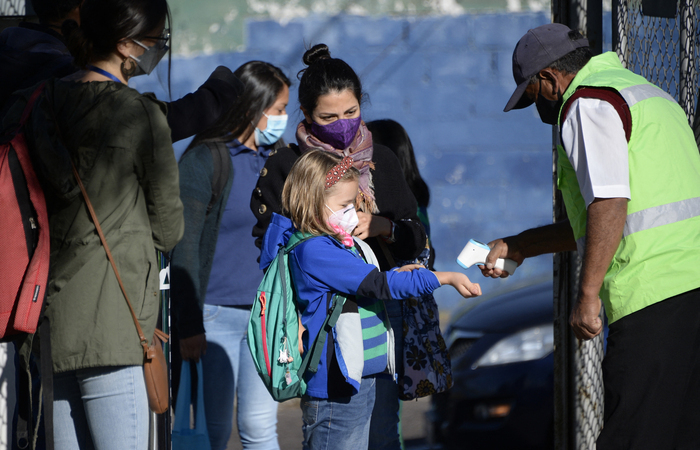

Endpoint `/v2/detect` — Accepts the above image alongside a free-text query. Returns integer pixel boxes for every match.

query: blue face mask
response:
[254,113,288,146]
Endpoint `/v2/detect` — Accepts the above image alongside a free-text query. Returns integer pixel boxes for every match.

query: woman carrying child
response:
[259,150,481,450]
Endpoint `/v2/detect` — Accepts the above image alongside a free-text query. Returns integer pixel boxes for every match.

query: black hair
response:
[529,30,592,85]
[188,61,291,149]
[297,44,364,116]
[62,0,169,69]
[366,119,430,207]
[30,0,82,24]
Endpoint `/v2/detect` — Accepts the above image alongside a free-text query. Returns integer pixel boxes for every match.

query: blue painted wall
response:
[132,12,561,313]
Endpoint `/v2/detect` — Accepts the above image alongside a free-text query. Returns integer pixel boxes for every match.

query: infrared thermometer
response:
[456,239,518,275]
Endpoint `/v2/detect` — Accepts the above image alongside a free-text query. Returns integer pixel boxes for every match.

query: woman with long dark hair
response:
[251,44,426,450]
[170,60,291,450]
[2,0,183,448]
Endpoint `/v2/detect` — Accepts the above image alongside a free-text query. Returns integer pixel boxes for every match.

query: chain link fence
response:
[614,0,700,124]
[0,0,25,16]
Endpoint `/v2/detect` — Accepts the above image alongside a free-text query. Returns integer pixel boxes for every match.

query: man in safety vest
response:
[481,23,700,449]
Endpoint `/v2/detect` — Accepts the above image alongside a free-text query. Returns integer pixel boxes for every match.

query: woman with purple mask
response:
[251,43,426,450]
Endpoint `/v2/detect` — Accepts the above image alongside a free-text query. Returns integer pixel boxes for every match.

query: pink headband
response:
[325,156,354,190]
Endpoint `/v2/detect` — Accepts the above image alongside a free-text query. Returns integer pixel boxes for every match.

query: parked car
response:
[429,278,554,450]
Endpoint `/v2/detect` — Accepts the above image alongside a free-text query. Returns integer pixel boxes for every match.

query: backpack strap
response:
[278,232,340,377]
[298,293,345,375]
[39,319,54,450]
[204,141,231,214]
[278,233,314,345]
[560,86,632,142]
[284,232,314,252]
[18,83,47,129]
[2,83,46,145]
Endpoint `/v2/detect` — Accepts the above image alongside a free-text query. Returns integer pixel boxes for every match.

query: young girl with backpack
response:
[259,149,481,450]
[251,43,427,450]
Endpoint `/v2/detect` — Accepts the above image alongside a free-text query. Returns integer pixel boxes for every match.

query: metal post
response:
[552,0,605,449]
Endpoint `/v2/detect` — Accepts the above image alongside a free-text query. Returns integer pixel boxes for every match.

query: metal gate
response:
[553,1,700,449]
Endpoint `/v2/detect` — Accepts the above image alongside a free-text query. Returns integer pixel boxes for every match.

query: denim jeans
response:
[53,365,149,450]
[368,299,404,450]
[202,304,279,450]
[301,375,377,450]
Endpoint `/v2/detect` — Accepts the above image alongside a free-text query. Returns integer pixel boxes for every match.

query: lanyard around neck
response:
[86,65,122,83]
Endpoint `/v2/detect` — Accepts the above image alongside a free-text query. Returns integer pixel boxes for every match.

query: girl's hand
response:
[396,264,425,272]
[353,212,392,240]
[435,272,482,298]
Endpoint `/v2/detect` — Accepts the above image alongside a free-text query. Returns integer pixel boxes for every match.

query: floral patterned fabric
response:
[394,240,453,400]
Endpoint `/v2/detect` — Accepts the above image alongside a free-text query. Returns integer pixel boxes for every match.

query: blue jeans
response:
[53,365,149,450]
[202,304,279,450]
[301,375,377,450]
[369,300,404,450]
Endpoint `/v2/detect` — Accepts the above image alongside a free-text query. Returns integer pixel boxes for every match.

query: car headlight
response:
[473,324,553,368]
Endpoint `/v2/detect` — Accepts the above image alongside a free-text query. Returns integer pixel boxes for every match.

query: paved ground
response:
[227,396,434,449]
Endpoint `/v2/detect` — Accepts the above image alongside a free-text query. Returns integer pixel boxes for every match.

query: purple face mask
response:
[310,116,362,150]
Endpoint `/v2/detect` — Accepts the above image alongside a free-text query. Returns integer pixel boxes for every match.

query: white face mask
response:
[326,204,359,235]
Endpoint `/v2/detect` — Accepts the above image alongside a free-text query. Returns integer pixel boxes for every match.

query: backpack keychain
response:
[279,337,294,386]
[278,337,293,363]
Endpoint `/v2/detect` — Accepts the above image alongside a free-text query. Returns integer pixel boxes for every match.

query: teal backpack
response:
[247,232,345,402]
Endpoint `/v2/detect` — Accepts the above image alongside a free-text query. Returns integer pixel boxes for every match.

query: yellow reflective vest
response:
[557,52,700,323]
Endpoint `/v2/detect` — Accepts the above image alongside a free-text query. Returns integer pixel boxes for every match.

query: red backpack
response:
[0,84,50,340]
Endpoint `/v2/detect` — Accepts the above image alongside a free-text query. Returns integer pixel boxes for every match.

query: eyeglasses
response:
[142,28,170,50]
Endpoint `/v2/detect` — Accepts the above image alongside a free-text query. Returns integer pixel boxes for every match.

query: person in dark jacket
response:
[2,0,184,448]
[250,43,426,450]
[0,0,243,141]
[170,61,291,450]
[367,118,434,268]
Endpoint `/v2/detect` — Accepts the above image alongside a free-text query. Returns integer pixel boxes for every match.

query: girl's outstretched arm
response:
[395,264,481,298]
[434,272,482,298]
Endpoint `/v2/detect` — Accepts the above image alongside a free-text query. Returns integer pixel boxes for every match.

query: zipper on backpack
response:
[29,217,38,250]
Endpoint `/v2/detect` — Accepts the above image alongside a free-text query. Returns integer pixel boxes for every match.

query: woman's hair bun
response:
[303,44,331,66]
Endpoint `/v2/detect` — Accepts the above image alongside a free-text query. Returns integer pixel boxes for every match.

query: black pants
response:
[596,288,700,450]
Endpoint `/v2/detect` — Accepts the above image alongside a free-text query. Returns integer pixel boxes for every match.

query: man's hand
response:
[477,222,577,279]
[353,212,392,240]
[570,294,603,340]
[180,333,207,362]
[479,238,524,279]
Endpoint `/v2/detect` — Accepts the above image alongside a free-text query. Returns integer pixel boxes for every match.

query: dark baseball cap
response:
[504,23,589,112]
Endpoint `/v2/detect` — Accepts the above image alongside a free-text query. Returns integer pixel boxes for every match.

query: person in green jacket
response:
[481,23,700,449]
[2,0,183,449]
